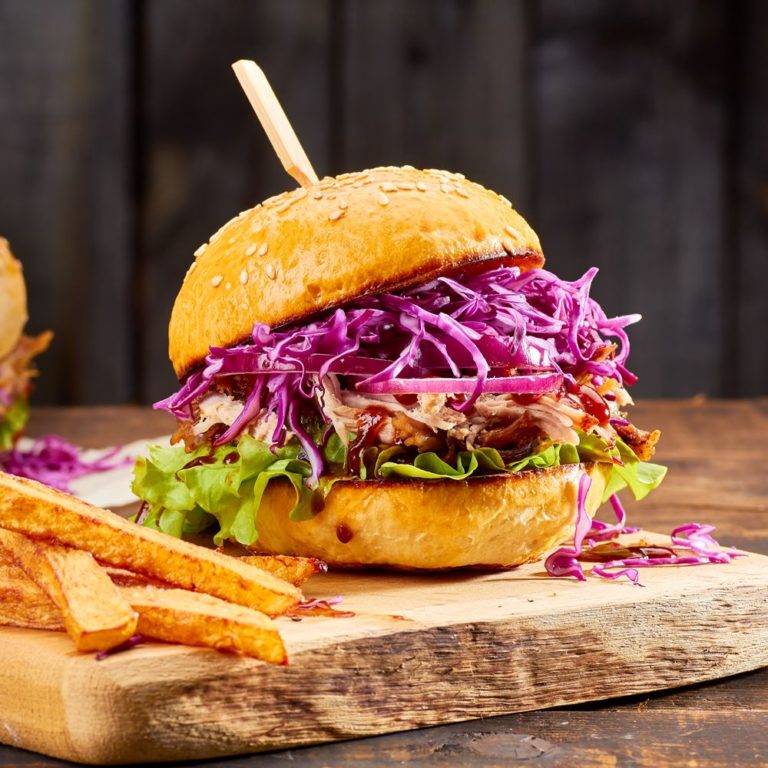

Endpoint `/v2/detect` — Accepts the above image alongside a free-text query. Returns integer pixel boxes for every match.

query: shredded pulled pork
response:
[178,371,655,467]
[0,332,52,417]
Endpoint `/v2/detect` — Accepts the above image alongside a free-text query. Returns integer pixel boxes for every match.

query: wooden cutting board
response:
[1,536,767,766]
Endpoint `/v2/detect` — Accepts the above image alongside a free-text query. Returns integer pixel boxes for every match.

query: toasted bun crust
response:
[169,167,543,377]
[248,463,608,570]
[0,239,27,359]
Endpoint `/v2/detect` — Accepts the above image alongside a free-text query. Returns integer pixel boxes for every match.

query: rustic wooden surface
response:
[0,399,763,766]
[1,1,767,403]
[1,535,767,765]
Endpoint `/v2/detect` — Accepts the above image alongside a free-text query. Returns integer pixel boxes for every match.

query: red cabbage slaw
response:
[545,474,744,584]
[0,435,130,493]
[157,266,640,484]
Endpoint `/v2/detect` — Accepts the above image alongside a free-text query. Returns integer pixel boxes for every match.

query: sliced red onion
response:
[210,352,393,378]
[355,372,563,396]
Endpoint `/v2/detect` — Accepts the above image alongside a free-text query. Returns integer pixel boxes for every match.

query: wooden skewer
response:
[232,59,319,189]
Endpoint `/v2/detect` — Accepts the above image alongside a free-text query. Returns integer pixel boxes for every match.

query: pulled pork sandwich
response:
[0,239,51,450]
[133,167,665,569]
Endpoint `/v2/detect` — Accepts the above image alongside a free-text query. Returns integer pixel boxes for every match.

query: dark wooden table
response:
[2,399,767,767]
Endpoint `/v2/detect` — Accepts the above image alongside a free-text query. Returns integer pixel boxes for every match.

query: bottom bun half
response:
[250,463,610,570]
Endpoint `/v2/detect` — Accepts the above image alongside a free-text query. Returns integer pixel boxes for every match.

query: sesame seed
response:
[188,260,197,272]
[225,281,231,290]
[245,243,257,256]
[194,243,207,258]
[502,239,516,254]
[258,243,269,257]
[398,182,415,190]
[455,187,470,198]
[453,172,465,180]
[505,224,522,239]
[240,269,249,285]
[211,275,223,287]
[313,191,324,200]
[378,192,389,206]
[352,181,363,188]
[228,237,237,245]
[380,182,397,193]
[328,209,345,221]
[416,181,428,192]
[275,203,291,214]
[402,164,415,171]
[500,194,513,207]
[441,183,454,193]
[265,263,276,280]
[338,198,349,210]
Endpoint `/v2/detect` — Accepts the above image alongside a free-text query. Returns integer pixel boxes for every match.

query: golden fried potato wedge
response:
[240,555,327,586]
[105,567,169,589]
[0,556,285,663]
[0,473,301,616]
[0,549,63,631]
[0,528,137,651]
[119,585,287,664]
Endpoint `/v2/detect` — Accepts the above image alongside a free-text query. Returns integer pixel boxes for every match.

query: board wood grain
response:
[0,537,766,765]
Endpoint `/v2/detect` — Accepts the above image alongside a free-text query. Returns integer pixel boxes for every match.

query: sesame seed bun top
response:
[169,166,544,379]
[0,239,28,360]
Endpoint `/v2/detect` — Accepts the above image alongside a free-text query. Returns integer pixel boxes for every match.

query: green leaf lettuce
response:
[132,428,666,546]
[0,397,30,451]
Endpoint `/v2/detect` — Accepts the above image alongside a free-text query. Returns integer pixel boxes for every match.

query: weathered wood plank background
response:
[0,0,765,404]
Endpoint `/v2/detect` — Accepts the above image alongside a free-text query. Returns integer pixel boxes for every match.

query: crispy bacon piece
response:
[614,422,661,461]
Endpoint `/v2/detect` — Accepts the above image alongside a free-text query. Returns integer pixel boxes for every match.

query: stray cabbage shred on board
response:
[544,475,743,585]
[0,435,129,493]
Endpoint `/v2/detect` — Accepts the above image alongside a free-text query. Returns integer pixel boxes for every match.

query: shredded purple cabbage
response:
[158,266,639,483]
[296,596,345,610]
[543,475,594,581]
[0,435,130,493]
[95,634,146,660]
[545,480,744,585]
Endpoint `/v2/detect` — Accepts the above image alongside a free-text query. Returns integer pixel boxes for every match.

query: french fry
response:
[0,549,64,631]
[0,555,285,663]
[240,555,327,586]
[0,473,301,616]
[106,567,168,589]
[118,585,287,664]
[0,528,137,651]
